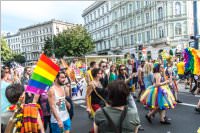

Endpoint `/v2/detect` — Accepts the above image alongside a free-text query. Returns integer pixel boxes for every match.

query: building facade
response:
[82,1,200,59]
[5,32,21,54]
[19,19,74,65]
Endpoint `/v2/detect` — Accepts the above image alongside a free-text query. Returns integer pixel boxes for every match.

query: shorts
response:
[51,118,71,133]
[178,74,185,80]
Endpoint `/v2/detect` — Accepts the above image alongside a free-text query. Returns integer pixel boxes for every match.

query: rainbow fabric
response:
[183,47,200,75]
[140,85,176,110]
[26,54,60,94]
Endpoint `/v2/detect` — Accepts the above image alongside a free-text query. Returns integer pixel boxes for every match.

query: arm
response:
[48,87,63,128]
[94,122,98,133]
[85,83,94,112]
[64,86,71,110]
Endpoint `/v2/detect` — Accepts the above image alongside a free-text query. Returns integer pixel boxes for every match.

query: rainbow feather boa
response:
[183,47,200,75]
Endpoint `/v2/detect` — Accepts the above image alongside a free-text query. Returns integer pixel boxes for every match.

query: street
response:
[71,92,200,133]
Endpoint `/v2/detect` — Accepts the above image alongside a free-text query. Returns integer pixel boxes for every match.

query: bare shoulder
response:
[48,86,55,95]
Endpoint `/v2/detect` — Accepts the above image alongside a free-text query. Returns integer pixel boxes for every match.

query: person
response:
[166,61,182,103]
[13,68,21,84]
[21,66,34,104]
[2,83,44,133]
[86,68,107,115]
[140,62,176,124]
[3,66,12,83]
[38,92,52,133]
[99,61,109,88]
[177,58,185,80]
[137,60,145,100]
[1,70,11,113]
[143,62,154,89]
[94,80,140,133]
[108,64,118,82]
[85,61,98,85]
[195,99,200,113]
[48,71,71,133]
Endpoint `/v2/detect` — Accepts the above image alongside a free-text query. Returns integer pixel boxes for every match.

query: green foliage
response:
[1,38,13,62]
[12,53,26,64]
[43,25,95,58]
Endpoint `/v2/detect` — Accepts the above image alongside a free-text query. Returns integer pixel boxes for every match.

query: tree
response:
[43,25,95,58]
[12,53,26,64]
[0,38,13,63]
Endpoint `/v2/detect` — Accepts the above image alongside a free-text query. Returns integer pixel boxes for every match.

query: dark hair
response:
[56,71,66,79]
[107,80,129,107]
[91,68,101,78]
[153,63,160,73]
[118,64,126,74]
[6,83,24,104]
[1,69,6,79]
[90,61,96,68]
[99,60,106,67]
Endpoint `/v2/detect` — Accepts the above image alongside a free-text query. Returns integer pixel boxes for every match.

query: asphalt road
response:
[71,92,200,133]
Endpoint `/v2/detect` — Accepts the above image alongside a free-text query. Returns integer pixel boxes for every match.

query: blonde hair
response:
[144,63,153,75]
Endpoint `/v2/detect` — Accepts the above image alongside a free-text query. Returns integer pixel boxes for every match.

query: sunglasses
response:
[102,66,107,68]
[120,68,126,71]
[98,72,102,75]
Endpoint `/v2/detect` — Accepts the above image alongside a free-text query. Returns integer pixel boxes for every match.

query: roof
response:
[82,1,105,17]
[19,19,74,31]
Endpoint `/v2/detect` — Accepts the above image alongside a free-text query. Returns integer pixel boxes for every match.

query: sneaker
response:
[160,120,171,125]
[195,107,200,113]
[164,116,172,121]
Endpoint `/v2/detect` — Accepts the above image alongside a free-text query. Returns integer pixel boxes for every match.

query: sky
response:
[1,1,95,34]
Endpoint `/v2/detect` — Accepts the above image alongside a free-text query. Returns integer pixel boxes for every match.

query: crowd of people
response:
[1,53,200,133]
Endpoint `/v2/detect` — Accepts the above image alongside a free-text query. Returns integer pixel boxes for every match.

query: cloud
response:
[2,1,94,32]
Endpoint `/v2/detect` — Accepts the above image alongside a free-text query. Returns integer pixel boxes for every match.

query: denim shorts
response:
[51,118,71,133]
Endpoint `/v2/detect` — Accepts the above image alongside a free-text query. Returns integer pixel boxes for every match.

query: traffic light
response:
[190,36,195,40]
[138,45,143,51]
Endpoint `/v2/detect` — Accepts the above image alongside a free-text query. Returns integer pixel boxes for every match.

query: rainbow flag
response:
[26,54,60,94]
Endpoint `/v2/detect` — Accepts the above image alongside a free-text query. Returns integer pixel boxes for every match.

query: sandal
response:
[145,114,152,123]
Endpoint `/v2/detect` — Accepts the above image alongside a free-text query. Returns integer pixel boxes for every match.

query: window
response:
[115,24,118,33]
[146,13,150,23]
[103,18,105,25]
[114,11,118,19]
[116,38,119,47]
[146,31,150,42]
[102,7,104,15]
[56,27,59,33]
[158,26,164,38]
[130,35,134,45]
[122,7,125,16]
[122,21,127,29]
[123,36,128,46]
[108,28,110,35]
[130,19,133,27]
[145,1,149,6]
[175,2,181,15]
[138,33,142,43]
[137,15,141,25]
[175,23,182,35]
[90,14,92,21]
[136,1,140,9]
[98,8,100,17]
[158,7,163,20]
[107,16,109,23]
[106,4,109,12]
[129,4,132,13]
[94,11,96,19]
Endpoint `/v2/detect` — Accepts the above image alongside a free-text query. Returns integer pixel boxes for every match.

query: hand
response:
[58,119,63,128]
[86,107,91,114]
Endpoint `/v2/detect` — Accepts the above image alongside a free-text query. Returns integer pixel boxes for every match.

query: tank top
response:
[91,87,106,105]
[50,87,69,123]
